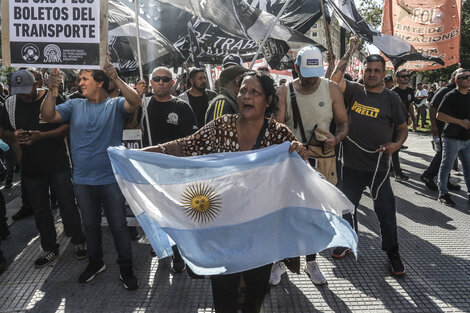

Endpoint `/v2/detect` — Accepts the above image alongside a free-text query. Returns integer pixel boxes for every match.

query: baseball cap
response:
[11,70,35,95]
[219,65,248,87]
[222,54,243,68]
[295,46,324,78]
[384,75,393,82]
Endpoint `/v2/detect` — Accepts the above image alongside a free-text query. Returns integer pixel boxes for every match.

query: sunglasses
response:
[397,74,410,78]
[457,75,470,80]
[151,76,171,83]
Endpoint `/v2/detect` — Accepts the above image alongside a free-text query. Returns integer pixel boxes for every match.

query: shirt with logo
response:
[343,81,408,172]
[142,97,197,147]
[391,86,415,112]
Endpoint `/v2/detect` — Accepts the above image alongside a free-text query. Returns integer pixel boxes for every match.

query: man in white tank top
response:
[269,45,349,286]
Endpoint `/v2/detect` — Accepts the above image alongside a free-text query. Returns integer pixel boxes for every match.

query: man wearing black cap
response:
[2,69,87,268]
[384,75,394,90]
[178,68,217,128]
[205,65,248,124]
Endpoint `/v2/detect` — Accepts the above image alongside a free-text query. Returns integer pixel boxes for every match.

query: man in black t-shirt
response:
[2,70,86,268]
[436,68,470,206]
[178,68,217,128]
[139,67,197,147]
[390,69,414,182]
[331,39,408,276]
[137,67,197,272]
[420,70,461,191]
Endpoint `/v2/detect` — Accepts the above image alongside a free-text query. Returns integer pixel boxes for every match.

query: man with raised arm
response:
[330,37,408,276]
[41,60,143,290]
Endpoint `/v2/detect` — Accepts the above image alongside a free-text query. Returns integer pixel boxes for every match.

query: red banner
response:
[381,0,461,71]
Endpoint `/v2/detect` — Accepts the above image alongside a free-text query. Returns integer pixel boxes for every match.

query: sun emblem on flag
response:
[180,183,222,223]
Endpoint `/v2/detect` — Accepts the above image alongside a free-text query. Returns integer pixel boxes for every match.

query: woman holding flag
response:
[143,71,308,312]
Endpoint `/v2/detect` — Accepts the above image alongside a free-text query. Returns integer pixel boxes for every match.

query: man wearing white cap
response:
[271,45,348,286]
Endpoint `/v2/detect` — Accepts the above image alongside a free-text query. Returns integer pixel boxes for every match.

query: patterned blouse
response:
[160,114,296,156]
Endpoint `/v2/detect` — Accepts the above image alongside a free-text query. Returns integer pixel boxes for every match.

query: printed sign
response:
[382,0,461,71]
[2,0,107,69]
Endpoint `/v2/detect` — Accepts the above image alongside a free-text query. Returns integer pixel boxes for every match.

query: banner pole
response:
[320,0,333,54]
[134,0,144,80]
[248,0,292,70]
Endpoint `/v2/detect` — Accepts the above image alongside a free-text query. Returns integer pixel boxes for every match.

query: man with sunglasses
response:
[390,69,415,182]
[140,67,198,147]
[178,68,217,128]
[137,67,197,273]
[436,68,470,207]
[330,39,408,276]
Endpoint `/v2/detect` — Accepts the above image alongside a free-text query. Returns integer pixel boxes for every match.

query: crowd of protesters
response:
[0,35,468,312]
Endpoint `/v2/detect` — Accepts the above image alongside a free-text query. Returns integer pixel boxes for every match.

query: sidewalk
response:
[0,132,469,313]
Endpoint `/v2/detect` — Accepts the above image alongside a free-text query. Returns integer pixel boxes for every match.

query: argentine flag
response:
[108,142,357,275]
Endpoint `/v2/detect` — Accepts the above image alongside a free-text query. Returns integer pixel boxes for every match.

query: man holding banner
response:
[40,61,143,290]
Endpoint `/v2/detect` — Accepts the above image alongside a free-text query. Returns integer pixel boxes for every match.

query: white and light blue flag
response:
[108,142,357,275]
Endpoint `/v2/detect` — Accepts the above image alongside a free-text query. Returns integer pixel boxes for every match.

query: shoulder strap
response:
[252,118,269,150]
[288,82,307,143]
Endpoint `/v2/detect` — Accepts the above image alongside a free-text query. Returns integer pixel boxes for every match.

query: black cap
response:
[384,75,393,82]
[222,54,243,68]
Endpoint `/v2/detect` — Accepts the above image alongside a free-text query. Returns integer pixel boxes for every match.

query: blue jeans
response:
[438,137,470,196]
[23,170,85,253]
[74,183,132,266]
[341,167,399,252]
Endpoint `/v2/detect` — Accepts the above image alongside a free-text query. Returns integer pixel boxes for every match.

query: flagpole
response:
[320,0,333,54]
[324,0,358,37]
[133,0,144,81]
[248,0,292,70]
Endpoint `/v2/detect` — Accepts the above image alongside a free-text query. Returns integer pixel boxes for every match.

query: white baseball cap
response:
[295,46,324,78]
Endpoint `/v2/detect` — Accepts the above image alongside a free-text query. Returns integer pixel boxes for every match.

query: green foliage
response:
[357,0,384,29]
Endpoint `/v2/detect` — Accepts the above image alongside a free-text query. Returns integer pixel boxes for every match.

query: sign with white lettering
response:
[1,0,108,69]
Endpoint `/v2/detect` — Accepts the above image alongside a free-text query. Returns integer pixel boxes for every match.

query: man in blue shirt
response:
[41,62,143,290]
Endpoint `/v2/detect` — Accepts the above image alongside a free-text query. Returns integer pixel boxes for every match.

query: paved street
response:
[0,132,469,313]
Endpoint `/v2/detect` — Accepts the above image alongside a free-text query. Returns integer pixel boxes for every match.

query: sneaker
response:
[119,266,139,290]
[304,261,327,285]
[269,262,287,286]
[171,247,186,273]
[448,181,461,191]
[78,262,106,283]
[438,194,456,207]
[387,250,406,276]
[332,247,351,259]
[75,244,88,260]
[395,174,409,182]
[128,226,141,241]
[12,207,33,221]
[34,251,59,268]
[420,175,438,191]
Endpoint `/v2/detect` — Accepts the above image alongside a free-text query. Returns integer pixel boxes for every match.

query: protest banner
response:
[2,0,108,69]
[382,0,461,71]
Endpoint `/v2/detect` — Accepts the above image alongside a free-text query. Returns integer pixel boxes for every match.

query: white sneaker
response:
[269,262,287,286]
[304,261,327,285]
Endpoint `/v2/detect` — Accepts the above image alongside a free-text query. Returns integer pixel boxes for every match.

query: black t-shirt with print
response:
[343,81,408,172]
[438,89,470,141]
[1,91,69,177]
[142,97,198,147]
[391,86,415,112]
